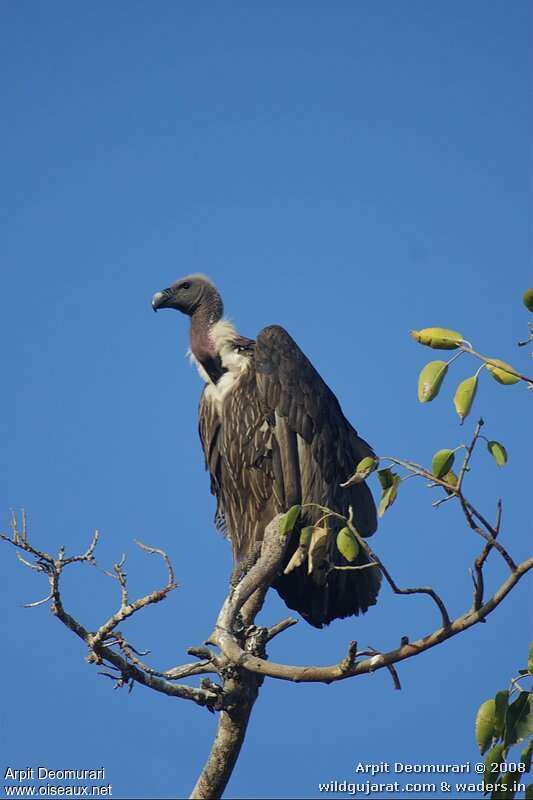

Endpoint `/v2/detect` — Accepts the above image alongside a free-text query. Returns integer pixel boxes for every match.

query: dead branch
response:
[0,517,219,709]
[471,499,503,611]
[213,555,533,684]
[266,617,298,642]
[346,508,452,629]
[459,497,517,571]
[456,418,484,490]
[89,540,177,652]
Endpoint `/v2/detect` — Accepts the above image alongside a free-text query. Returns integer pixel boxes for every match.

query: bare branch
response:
[339,640,358,675]
[346,510,451,629]
[165,662,219,680]
[363,646,402,690]
[457,418,484,491]
[266,617,298,642]
[16,551,46,571]
[1,518,218,709]
[62,530,100,565]
[23,592,54,608]
[89,543,177,653]
[214,556,533,684]
[188,646,217,661]
[470,499,503,611]
[134,539,175,586]
[459,497,517,572]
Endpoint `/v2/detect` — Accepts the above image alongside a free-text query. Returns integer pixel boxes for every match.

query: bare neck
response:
[189,287,224,365]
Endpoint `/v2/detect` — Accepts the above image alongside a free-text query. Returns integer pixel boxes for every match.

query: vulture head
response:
[151,274,222,319]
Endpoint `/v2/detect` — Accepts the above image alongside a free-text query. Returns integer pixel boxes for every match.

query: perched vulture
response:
[152,275,381,627]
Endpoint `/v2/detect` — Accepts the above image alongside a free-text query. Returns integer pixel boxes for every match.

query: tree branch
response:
[471,499,503,611]
[214,556,533,684]
[346,509,451,629]
[0,518,219,709]
[457,417,484,491]
[189,666,260,799]
[188,515,288,799]
[3,500,531,800]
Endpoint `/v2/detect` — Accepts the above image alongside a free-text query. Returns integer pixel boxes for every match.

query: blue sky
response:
[1,2,531,799]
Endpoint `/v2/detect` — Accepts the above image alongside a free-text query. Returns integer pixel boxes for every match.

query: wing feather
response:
[198,389,225,529]
[254,324,381,627]
[255,324,377,536]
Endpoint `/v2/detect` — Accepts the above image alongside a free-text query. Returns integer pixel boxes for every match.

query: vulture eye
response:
[181,282,191,290]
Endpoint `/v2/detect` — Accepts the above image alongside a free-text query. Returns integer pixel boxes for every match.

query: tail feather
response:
[273,534,381,628]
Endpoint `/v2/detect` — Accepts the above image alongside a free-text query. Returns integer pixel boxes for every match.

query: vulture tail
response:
[272,531,382,629]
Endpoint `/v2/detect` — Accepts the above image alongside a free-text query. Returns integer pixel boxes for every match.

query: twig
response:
[460,344,533,387]
[23,592,54,608]
[364,646,402,690]
[1,516,218,709]
[457,419,484,491]
[339,641,358,675]
[188,646,217,661]
[459,497,516,572]
[266,617,298,642]
[134,539,175,586]
[346,510,451,629]
[471,499,503,611]
[89,542,177,652]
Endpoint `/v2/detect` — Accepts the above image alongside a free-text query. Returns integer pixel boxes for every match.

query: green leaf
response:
[357,456,378,475]
[340,456,379,487]
[486,359,521,385]
[336,527,360,562]
[378,473,401,517]
[299,527,314,547]
[491,768,520,799]
[484,744,506,792]
[515,696,533,743]
[377,468,394,490]
[431,448,455,479]
[495,690,510,738]
[528,643,533,675]
[454,375,478,422]
[442,470,458,489]
[418,360,449,402]
[279,505,301,536]
[410,327,463,349]
[523,288,533,312]
[504,692,533,747]
[520,739,533,773]
[487,440,508,467]
[477,698,497,754]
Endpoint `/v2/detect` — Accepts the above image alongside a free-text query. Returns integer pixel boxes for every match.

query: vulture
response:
[152,275,381,627]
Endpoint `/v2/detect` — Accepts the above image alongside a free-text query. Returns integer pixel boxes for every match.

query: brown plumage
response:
[153,275,381,627]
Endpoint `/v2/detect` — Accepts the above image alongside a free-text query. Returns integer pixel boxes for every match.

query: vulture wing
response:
[254,325,381,626]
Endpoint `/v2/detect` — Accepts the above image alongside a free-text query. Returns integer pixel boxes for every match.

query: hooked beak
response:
[151,288,172,312]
